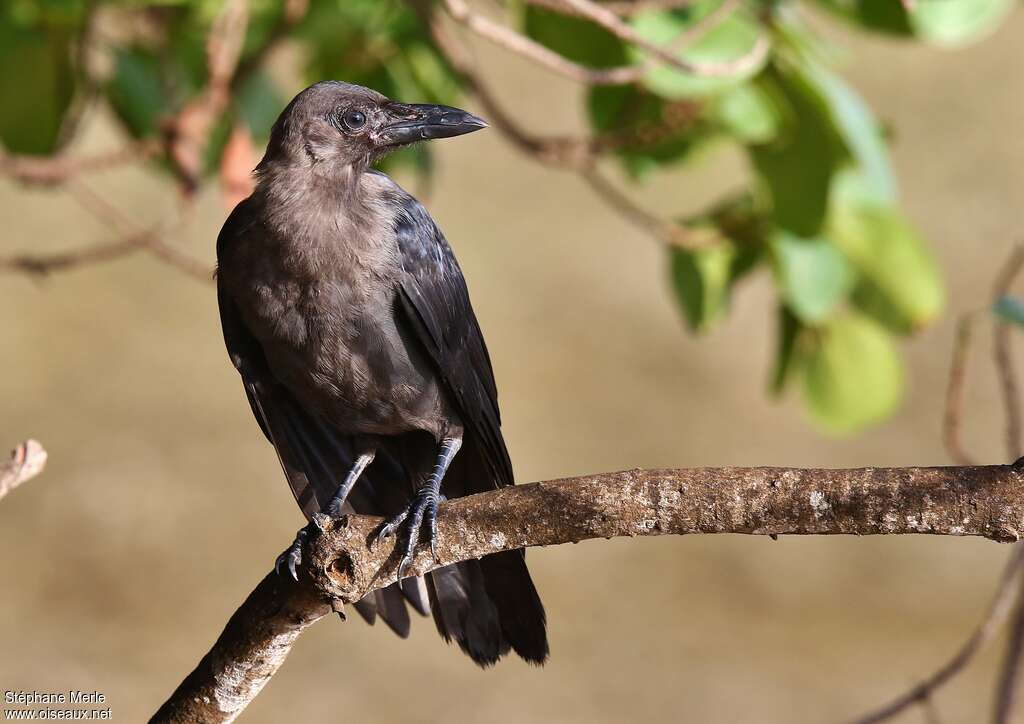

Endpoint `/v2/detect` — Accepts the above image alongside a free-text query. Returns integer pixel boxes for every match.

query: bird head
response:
[257,81,488,174]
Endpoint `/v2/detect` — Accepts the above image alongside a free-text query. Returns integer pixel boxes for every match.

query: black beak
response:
[380,103,488,145]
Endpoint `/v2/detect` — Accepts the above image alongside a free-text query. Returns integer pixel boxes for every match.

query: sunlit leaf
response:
[749,65,845,236]
[828,168,943,332]
[629,2,768,98]
[772,231,855,323]
[802,313,903,433]
[801,59,895,200]
[715,82,782,143]
[909,0,1015,46]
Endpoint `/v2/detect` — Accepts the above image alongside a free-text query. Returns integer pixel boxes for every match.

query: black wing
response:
[391,194,549,665]
[216,201,427,634]
[392,193,514,489]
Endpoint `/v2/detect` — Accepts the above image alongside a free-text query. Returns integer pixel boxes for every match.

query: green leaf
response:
[813,0,913,35]
[106,47,167,138]
[397,42,460,104]
[715,82,782,143]
[669,242,737,332]
[772,232,855,323]
[629,2,768,98]
[802,313,903,433]
[749,66,846,236]
[771,304,804,395]
[816,0,1015,44]
[909,0,1015,46]
[802,59,895,201]
[994,296,1024,327]
[828,169,943,332]
[587,84,714,177]
[524,5,628,68]
[234,70,285,140]
[749,52,896,234]
[0,20,74,154]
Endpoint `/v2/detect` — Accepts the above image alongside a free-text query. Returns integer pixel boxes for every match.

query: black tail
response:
[427,550,547,666]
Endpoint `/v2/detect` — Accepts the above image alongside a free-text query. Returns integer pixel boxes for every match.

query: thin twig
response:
[580,165,710,247]
[54,0,102,151]
[65,182,212,281]
[0,141,161,187]
[156,462,1024,722]
[599,0,696,13]
[424,7,596,164]
[0,440,47,502]
[163,0,250,192]
[547,0,768,78]
[0,235,153,277]
[849,545,1024,724]
[993,243,1024,461]
[442,0,768,85]
[524,0,738,51]
[943,313,978,466]
[994,570,1024,724]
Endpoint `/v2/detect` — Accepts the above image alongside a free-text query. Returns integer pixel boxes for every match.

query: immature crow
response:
[215,81,548,666]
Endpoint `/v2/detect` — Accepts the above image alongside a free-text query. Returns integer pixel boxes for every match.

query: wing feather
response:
[392,194,514,488]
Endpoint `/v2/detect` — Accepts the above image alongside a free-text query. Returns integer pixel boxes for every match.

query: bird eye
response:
[343,110,366,130]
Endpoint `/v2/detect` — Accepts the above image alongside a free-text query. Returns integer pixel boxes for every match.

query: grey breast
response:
[229,176,451,439]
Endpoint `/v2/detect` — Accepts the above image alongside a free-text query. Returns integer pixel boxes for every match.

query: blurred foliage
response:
[0,0,1014,432]
[995,296,1024,327]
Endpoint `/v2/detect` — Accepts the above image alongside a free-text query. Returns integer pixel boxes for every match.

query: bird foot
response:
[373,489,440,583]
[274,514,330,581]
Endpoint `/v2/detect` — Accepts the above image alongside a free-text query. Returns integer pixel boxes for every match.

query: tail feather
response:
[427,561,508,666]
[480,550,549,664]
[400,576,431,617]
[353,584,412,638]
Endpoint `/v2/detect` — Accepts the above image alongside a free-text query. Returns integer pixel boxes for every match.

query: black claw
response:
[397,554,414,584]
[373,510,408,547]
[378,489,443,582]
[276,527,309,580]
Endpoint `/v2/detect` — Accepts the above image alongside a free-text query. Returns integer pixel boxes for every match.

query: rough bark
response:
[153,463,1024,723]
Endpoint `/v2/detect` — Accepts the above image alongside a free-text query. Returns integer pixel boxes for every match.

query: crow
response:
[215,81,548,666]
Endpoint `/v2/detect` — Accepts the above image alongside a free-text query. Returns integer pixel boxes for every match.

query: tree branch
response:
[0,440,47,502]
[155,462,1024,723]
[0,141,161,187]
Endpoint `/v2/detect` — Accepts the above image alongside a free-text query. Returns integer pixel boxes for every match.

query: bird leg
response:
[375,435,462,582]
[325,447,376,517]
[275,446,376,581]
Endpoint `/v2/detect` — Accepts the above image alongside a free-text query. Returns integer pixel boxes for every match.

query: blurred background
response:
[1,0,1023,721]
